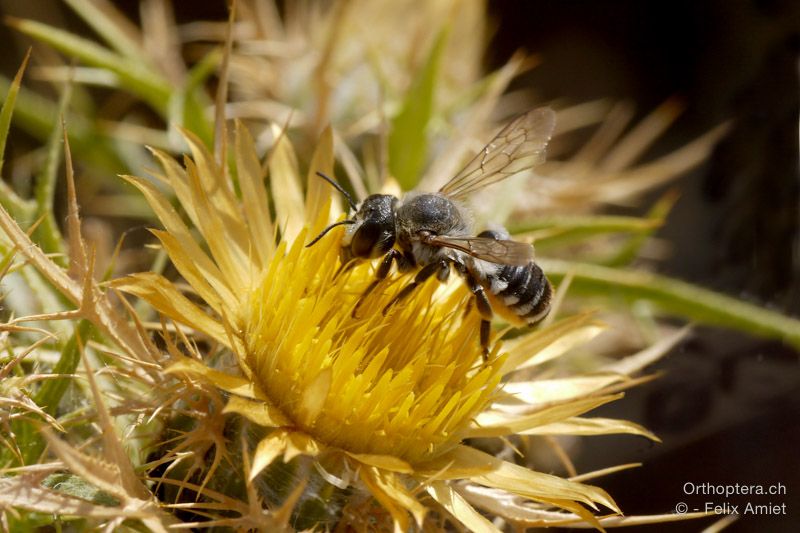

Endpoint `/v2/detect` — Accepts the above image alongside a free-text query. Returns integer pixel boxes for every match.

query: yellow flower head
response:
[114,122,664,530]
[246,220,502,463]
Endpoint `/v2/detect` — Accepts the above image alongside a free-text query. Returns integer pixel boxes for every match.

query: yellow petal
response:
[283,431,321,462]
[111,273,229,346]
[298,366,331,426]
[360,467,426,532]
[345,452,413,474]
[470,393,624,438]
[602,326,690,376]
[426,481,501,533]
[502,375,624,404]
[454,482,611,527]
[165,356,265,400]
[148,149,198,226]
[269,123,305,242]
[150,230,228,313]
[502,314,604,373]
[304,125,339,230]
[121,175,237,308]
[223,395,291,428]
[234,120,276,266]
[250,430,288,480]
[570,463,642,483]
[416,445,619,514]
[183,157,250,292]
[250,429,322,480]
[181,128,242,231]
[524,417,660,441]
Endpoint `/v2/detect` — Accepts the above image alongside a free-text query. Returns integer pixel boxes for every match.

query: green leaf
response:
[42,473,121,506]
[541,258,800,349]
[0,72,136,180]
[10,18,171,114]
[512,214,660,251]
[0,50,36,220]
[0,74,82,143]
[388,29,448,190]
[32,86,73,267]
[16,321,93,465]
[0,51,29,178]
[0,73,55,140]
[600,190,678,267]
[175,48,220,147]
[63,0,147,65]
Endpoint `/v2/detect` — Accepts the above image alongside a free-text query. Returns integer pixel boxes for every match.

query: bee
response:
[307,107,556,354]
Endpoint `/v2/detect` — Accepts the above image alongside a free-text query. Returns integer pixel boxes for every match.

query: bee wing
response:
[438,107,556,201]
[428,235,533,266]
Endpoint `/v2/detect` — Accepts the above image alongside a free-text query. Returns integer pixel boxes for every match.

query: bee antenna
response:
[316,171,357,211]
[305,219,356,248]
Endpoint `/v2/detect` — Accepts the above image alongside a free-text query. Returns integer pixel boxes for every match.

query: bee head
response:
[341,194,397,262]
[304,173,397,264]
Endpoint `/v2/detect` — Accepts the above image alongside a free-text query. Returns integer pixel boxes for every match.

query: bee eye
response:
[351,222,395,258]
[352,223,381,257]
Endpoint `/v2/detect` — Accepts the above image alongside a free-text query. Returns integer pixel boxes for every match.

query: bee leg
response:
[353,249,401,318]
[382,260,449,316]
[462,297,474,320]
[455,263,494,358]
[480,320,491,358]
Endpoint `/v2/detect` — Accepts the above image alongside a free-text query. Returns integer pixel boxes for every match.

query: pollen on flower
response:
[244,218,505,463]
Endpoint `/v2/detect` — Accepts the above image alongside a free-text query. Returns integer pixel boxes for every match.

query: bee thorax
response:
[396,193,470,240]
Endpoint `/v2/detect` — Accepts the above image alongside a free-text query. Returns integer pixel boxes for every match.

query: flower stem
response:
[542,258,800,349]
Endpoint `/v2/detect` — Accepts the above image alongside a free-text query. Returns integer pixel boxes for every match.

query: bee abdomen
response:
[491,263,552,324]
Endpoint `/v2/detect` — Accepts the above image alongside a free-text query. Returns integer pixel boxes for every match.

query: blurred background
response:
[1,1,798,531]
[490,2,799,531]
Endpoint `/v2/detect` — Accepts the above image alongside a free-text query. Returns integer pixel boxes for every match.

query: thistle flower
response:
[3,2,798,530]
[105,121,707,530]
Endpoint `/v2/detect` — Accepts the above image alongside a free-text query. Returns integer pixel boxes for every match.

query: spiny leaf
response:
[600,189,678,266]
[0,74,124,176]
[63,0,147,64]
[512,214,661,250]
[12,321,92,466]
[42,473,121,507]
[0,49,30,176]
[542,258,800,349]
[175,47,220,147]
[0,49,35,220]
[388,28,448,190]
[10,17,171,113]
[31,84,74,267]
[0,476,125,519]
